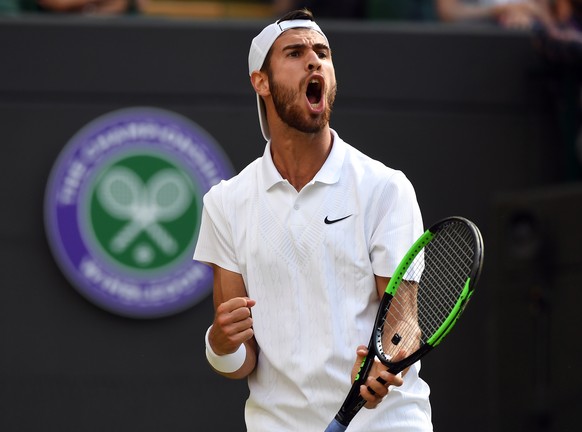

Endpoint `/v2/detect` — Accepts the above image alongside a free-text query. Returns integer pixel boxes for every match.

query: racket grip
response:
[329,352,376,429]
[331,371,396,428]
[333,391,367,427]
[324,418,348,432]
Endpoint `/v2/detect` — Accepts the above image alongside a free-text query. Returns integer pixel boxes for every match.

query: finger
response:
[366,376,389,398]
[374,348,406,385]
[378,369,403,388]
[229,304,253,322]
[359,385,383,409]
[219,297,254,314]
[356,345,368,357]
[211,320,254,355]
[217,298,255,324]
[232,326,254,345]
[359,385,378,403]
[214,301,255,341]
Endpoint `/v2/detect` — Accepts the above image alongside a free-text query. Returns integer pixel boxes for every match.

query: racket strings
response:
[417,224,475,336]
[379,222,476,360]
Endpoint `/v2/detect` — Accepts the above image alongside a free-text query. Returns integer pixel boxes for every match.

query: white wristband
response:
[205,325,246,373]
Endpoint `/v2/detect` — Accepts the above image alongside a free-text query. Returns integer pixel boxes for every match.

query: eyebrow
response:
[282,43,330,52]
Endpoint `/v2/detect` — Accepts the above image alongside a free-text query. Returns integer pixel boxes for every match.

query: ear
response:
[250,70,270,97]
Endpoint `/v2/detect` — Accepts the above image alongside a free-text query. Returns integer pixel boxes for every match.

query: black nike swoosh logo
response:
[324,215,353,225]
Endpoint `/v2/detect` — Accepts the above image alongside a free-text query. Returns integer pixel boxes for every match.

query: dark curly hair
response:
[277,8,315,24]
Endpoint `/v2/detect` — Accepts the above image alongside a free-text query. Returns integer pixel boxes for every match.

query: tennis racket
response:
[324,216,484,432]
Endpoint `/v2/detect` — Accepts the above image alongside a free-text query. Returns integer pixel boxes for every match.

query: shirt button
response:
[294,204,299,210]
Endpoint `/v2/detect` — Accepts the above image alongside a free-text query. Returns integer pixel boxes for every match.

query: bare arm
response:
[436,0,548,28]
[206,264,258,379]
[374,275,420,359]
[437,0,502,22]
[37,0,131,13]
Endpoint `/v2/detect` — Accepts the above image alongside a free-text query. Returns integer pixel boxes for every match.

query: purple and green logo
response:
[44,107,234,318]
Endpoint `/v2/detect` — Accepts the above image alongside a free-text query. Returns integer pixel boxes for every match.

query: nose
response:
[306,52,321,71]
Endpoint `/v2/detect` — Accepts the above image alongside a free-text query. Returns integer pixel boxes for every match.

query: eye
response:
[317,50,328,59]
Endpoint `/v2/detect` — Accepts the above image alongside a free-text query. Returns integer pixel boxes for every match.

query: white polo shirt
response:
[194,130,432,431]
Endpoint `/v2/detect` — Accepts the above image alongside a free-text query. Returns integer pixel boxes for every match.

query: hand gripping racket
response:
[324,216,484,432]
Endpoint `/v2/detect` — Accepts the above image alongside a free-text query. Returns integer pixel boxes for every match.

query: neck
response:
[270,127,333,192]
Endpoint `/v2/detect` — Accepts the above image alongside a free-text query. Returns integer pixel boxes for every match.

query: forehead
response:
[272,28,329,50]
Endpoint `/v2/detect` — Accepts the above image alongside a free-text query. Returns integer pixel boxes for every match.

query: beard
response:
[268,71,337,135]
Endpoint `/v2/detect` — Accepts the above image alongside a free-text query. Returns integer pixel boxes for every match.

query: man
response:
[194,9,432,431]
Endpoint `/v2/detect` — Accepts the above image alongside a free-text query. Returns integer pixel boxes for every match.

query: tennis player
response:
[194,9,432,431]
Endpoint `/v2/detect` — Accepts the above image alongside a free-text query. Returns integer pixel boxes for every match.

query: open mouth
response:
[306,78,323,107]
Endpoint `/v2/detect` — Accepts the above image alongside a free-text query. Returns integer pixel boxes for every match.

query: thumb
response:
[351,345,369,382]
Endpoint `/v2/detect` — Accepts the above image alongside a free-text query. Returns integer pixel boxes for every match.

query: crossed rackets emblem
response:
[97,167,192,259]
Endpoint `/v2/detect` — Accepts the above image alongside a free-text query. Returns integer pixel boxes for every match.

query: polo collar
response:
[261,129,346,191]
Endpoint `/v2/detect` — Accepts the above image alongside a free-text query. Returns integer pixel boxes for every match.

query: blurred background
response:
[0,1,581,431]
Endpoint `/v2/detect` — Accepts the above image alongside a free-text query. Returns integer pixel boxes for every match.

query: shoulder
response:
[339,137,413,190]
[334,135,419,215]
[202,157,261,210]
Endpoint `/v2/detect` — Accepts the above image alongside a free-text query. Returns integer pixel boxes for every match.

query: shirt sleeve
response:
[192,183,240,273]
[370,170,424,277]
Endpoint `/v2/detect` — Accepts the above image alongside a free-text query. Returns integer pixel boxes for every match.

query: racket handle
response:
[329,351,376,429]
[324,418,348,432]
[331,362,405,428]
[333,390,367,427]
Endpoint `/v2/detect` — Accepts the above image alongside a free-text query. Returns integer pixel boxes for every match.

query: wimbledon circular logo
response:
[44,107,234,318]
